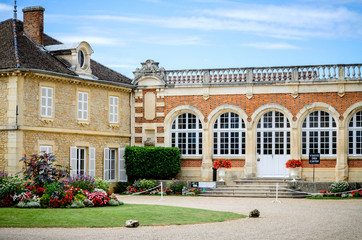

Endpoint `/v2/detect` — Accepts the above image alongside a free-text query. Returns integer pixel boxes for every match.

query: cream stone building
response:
[0,7,133,184]
[133,60,362,183]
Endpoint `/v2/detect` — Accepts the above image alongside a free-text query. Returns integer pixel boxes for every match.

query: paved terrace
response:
[1,196,361,240]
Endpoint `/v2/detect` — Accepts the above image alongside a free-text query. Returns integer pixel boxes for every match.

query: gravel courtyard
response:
[0,195,361,240]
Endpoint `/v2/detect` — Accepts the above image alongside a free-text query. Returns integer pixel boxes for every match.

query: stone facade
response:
[0,71,132,180]
[133,60,362,183]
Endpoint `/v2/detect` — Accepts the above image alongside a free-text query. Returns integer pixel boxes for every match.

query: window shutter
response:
[109,97,114,123]
[78,92,82,119]
[114,97,119,123]
[89,147,96,177]
[70,147,77,177]
[104,148,110,180]
[118,148,127,182]
[47,88,53,117]
[83,93,88,120]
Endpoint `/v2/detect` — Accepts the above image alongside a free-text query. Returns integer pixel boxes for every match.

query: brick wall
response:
[164,92,362,119]
[348,159,362,167]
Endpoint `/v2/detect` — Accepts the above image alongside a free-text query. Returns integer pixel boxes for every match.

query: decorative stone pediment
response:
[133,59,166,86]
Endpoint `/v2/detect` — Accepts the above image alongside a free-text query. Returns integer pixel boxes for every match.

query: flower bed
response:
[0,154,122,208]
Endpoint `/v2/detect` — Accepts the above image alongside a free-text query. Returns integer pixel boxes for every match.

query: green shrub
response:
[17,200,41,208]
[108,199,121,206]
[125,146,181,181]
[44,181,62,196]
[167,179,187,194]
[133,179,158,191]
[113,182,131,194]
[95,178,110,192]
[328,181,349,193]
[70,201,85,208]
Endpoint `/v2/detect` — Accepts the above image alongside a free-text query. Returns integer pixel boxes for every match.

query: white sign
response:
[199,181,216,188]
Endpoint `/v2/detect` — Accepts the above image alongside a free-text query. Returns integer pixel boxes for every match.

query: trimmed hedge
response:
[125,146,181,181]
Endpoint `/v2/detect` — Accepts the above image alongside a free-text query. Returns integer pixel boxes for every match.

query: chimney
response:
[22,6,45,46]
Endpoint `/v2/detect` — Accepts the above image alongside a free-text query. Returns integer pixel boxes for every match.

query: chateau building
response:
[0,6,361,184]
[0,7,133,184]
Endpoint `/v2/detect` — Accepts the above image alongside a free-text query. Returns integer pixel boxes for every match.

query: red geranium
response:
[213,159,232,169]
[286,159,302,168]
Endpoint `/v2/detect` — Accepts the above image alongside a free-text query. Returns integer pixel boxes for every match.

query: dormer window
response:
[44,41,95,79]
[78,50,85,68]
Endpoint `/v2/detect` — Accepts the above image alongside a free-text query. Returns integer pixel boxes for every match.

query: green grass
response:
[0,204,245,227]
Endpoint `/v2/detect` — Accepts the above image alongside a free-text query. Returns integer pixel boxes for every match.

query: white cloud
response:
[54,35,122,46]
[140,36,205,46]
[47,3,362,40]
[107,64,138,68]
[241,42,300,50]
[0,3,12,12]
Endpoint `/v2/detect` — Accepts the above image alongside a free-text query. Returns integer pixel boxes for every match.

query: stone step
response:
[221,184,289,189]
[207,188,292,192]
[200,193,308,198]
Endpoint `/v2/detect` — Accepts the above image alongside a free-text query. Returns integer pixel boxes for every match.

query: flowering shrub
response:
[0,175,25,207]
[328,181,349,193]
[20,153,69,187]
[95,178,110,192]
[87,191,110,207]
[167,180,187,194]
[213,159,232,169]
[188,188,201,195]
[67,174,96,192]
[286,159,303,168]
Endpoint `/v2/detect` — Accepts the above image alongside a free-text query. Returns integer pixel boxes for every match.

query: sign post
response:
[309,153,320,182]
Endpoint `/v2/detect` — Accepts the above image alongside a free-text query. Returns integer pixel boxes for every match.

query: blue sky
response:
[1,0,362,78]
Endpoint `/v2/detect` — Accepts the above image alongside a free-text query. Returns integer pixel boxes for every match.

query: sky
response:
[0,0,362,78]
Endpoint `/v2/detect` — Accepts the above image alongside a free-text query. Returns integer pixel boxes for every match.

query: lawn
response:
[0,204,245,227]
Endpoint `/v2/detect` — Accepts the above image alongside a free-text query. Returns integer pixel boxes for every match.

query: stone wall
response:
[22,75,131,134]
[22,131,130,179]
[0,77,8,126]
[0,132,7,171]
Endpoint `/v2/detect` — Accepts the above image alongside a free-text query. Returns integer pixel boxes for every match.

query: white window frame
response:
[213,112,246,156]
[39,145,52,155]
[257,111,290,156]
[109,96,119,123]
[104,148,116,181]
[349,110,362,156]
[78,91,88,121]
[302,110,337,156]
[171,113,202,156]
[41,86,53,117]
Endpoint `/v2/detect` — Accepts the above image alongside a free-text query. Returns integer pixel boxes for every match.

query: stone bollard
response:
[125,219,140,228]
[249,209,260,218]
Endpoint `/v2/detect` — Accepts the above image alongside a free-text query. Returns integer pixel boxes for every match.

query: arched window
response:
[213,112,245,155]
[171,113,202,156]
[257,111,290,155]
[302,111,337,156]
[349,110,362,156]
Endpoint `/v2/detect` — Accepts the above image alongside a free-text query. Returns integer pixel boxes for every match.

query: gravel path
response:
[1,195,361,240]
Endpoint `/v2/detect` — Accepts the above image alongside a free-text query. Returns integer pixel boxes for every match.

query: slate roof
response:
[0,19,132,85]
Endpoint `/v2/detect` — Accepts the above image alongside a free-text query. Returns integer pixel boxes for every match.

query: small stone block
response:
[125,219,140,228]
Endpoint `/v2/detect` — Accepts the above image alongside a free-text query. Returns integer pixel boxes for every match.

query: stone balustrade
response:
[165,64,362,85]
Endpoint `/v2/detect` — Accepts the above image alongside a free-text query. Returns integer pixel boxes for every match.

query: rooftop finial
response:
[13,0,17,19]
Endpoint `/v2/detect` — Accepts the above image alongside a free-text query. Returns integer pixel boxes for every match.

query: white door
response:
[256,111,290,177]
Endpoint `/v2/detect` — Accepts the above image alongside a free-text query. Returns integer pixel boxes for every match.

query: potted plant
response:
[213,159,232,182]
[286,159,302,181]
